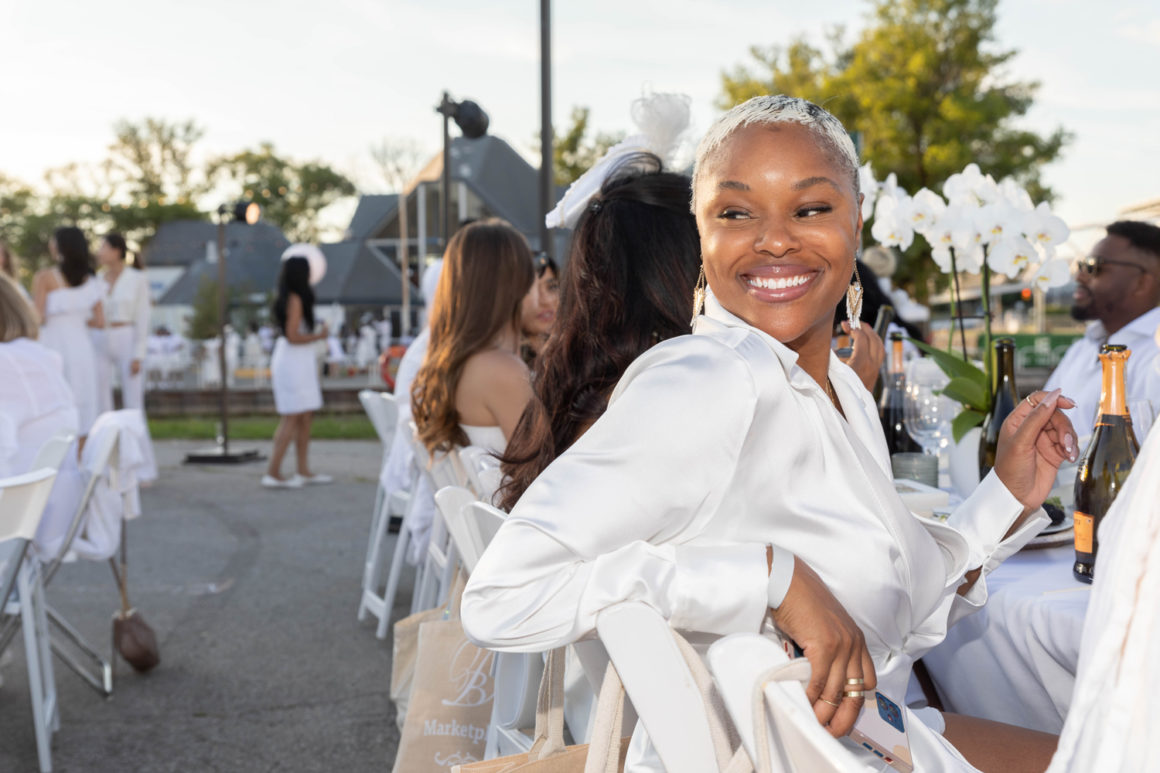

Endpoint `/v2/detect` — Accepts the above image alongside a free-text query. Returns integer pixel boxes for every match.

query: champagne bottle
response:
[1073,345,1138,584]
[879,333,920,454]
[978,338,1019,477]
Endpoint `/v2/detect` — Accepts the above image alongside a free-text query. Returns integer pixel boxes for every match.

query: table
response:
[922,544,1090,733]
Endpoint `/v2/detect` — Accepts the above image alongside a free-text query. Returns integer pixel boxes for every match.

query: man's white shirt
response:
[1044,306,1160,437]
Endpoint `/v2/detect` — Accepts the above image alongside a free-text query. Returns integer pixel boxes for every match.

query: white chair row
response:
[1,467,62,772]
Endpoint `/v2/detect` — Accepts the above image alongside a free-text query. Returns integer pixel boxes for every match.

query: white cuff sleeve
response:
[766,544,795,609]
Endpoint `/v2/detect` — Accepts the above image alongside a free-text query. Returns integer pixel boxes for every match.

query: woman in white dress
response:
[462,97,1076,771]
[32,226,105,444]
[411,218,537,462]
[0,276,83,557]
[263,256,331,489]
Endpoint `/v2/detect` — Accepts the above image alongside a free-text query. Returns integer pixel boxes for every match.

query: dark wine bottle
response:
[879,332,921,454]
[978,338,1019,477]
[1073,345,1139,584]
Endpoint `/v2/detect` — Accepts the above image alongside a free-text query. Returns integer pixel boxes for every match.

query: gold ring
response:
[1024,395,1039,408]
[845,678,865,686]
[819,697,841,708]
[843,690,866,699]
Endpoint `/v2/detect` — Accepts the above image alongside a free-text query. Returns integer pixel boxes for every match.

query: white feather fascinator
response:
[545,92,692,230]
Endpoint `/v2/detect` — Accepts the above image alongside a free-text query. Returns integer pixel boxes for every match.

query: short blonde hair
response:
[691,95,860,212]
[0,275,38,342]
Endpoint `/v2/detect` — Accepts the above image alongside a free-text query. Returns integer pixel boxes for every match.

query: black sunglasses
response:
[1077,255,1147,277]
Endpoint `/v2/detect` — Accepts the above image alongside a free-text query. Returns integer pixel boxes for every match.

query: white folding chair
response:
[458,445,502,501]
[32,432,75,472]
[433,486,485,574]
[0,430,121,696]
[412,450,461,613]
[596,601,737,773]
[708,634,870,773]
[0,468,61,773]
[356,391,409,625]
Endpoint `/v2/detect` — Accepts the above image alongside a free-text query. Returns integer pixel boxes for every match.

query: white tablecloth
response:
[923,543,1089,733]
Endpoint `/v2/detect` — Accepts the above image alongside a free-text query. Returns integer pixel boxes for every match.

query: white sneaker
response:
[261,474,303,489]
[296,473,334,485]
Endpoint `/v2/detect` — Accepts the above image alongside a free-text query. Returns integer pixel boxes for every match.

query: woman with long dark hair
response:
[518,254,561,366]
[32,226,105,442]
[410,218,537,458]
[499,154,701,510]
[263,256,330,489]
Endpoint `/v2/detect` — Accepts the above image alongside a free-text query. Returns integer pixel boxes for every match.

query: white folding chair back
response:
[413,450,460,612]
[32,432,77,472]
[358,389,398,450]
[434,486,484,574]
[0,468,60,773]
[458,445,500,498]
[708,634,869,773]
[595,601,727,773]
[462,501,506,553]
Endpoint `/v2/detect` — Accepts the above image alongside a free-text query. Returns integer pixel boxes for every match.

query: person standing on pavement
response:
[1044,220,1160,436]
[263,256,332,489]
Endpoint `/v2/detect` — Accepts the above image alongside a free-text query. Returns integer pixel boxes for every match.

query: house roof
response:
[344,194,398,241]
[143,220,288,268]
[157,221,290,305]
[312,241,417,307]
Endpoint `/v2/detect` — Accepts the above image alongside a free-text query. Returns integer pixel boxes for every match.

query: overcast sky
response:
[1,0,1157,242]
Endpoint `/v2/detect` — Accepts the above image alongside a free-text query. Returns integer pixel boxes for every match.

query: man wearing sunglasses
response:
[1044,220,1160,437]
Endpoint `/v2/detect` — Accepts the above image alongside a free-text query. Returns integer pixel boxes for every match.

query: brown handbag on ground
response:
[109,533,159,673]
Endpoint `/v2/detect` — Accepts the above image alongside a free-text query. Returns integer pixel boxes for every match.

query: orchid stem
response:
[981,257,993,410]
[949,251,968,359]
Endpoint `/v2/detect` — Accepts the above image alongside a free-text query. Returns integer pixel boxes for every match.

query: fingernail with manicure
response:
[1065,433,1076,457]
[1044,388,1062,407]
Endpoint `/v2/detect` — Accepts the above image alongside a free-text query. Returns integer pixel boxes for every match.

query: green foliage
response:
[206,143,356,242]
[718,0,1070,300]
[910,337,991,441]
[543,107,625,185]
[0,119,356,274]
[149,414,377,441]
[187,276,222,341]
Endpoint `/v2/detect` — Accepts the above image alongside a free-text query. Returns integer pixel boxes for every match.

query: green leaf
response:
[941,377,987,412]
[908,338,986,384]
[951,409,985,444]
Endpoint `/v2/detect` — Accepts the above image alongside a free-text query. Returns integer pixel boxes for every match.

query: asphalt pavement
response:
[0,439,407,772]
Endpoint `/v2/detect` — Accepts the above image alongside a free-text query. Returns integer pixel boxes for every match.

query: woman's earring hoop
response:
[690,265,707,328]
[846,260,864,330]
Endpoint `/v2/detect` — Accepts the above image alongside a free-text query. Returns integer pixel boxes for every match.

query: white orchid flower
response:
[871,209,915,250]
[1022,202,1069,252]
[931,247,955,273]
[859,163,879,220]
[951,216,984,255]
[975,173,1002,205]
[943,163,986,205]
[986,234,1038,279]
[908,188,946,236]
[881,172,901,200]
[957,243,985,273]
[998,177,1034,211]
[1033,257,1072,290]
[974,203,1019,245]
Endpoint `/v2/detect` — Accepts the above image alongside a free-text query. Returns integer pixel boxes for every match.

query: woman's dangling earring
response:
[690,265,707,328]
[846,259,864,330]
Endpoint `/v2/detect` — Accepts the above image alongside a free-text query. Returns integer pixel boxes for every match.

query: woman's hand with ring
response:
[994,387,1079,514]
[770,557,876,737]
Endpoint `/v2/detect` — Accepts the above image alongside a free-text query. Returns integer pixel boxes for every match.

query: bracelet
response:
[766,544,796,610]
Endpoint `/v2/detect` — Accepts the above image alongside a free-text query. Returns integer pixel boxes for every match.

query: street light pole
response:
[439,91,454,254]
[539,0,554,259]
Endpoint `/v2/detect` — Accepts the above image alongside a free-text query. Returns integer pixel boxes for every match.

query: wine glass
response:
[904,359,954,456]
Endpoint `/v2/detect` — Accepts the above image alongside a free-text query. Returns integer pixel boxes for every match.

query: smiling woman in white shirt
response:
[462,96,1079,772]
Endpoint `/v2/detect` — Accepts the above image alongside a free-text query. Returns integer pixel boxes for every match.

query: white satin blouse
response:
[461,291,1048,771]
[100,266,151,361]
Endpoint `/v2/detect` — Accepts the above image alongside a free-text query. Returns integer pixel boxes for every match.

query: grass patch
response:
[149,414,377,441]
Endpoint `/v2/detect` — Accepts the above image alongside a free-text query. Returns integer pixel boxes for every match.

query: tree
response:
[719,0,1070,297]
[542,107,624,185]
[207,143,356,242]
[369,137,425,192]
